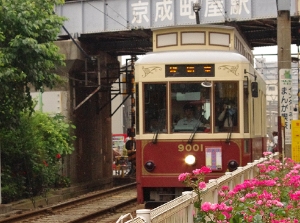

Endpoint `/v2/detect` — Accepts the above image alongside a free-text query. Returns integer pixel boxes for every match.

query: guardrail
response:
[117,153,279,223]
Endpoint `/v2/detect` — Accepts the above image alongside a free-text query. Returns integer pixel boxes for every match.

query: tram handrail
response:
[123,152,279,223]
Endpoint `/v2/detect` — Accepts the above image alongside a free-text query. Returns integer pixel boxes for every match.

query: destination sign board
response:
[166,64,215,77]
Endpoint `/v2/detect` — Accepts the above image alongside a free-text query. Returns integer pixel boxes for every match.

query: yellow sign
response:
[281,116,285,126]
[291,120,300,162]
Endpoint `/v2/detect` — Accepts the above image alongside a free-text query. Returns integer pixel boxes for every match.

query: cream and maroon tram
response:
[134,25,266,204]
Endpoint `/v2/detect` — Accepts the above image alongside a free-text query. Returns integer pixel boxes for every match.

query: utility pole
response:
[277,0,291,158]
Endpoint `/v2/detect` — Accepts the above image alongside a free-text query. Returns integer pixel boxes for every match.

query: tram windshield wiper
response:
[188,110,206,144]
[187,123,200,144]
[226,130,232,144]
[152,129,159,144]
[225,114,235,144]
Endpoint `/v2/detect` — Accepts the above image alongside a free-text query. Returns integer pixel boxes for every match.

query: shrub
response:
[0,111,75,204]
[179,152,300,222]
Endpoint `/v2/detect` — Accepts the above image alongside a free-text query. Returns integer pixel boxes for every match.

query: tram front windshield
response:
[143,82,238,134]
[171,83,210,133]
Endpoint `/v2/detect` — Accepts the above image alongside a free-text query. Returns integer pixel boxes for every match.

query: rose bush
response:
[179,152,300,223]
[0,112,75,204]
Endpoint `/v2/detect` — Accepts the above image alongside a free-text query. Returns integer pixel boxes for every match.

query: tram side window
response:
[171,83,211,133]
[214,82,238,133]
[144,84,167,133]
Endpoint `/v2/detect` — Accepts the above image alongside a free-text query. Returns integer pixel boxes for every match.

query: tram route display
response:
[166,64,215,77]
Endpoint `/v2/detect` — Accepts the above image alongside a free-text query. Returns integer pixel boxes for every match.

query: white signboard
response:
[279,69,292,144]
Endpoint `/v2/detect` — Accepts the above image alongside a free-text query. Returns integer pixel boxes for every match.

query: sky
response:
[253,44,300,63]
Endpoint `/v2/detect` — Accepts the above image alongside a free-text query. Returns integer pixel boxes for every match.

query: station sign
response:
[57,0,297,35]
[279,69,292,144]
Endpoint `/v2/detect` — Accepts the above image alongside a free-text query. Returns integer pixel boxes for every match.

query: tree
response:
[0,0,66,128]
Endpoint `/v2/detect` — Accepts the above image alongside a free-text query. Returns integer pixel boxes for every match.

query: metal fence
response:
[117,153,279,223]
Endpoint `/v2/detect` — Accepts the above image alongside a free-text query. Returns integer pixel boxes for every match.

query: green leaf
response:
[0,0,66,129]
[230,213,243,223]
[253,214,263,223]
[194,201,200,209]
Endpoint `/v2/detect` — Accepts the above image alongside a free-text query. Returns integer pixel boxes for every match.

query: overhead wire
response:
[212,0,228,21]
[254,58,278,82]
[105,3,130,27]
[254,57,279,99]
[86,2,131,29]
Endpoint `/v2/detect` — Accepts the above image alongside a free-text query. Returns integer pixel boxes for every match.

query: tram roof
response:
[135,50,249,65]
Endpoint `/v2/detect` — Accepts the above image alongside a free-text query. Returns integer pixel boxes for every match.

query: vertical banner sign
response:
[279,69,292,144]
[205,147,222,171]
[291,120,300,162]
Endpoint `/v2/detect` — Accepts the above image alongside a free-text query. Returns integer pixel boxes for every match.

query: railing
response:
[118,153,279,223]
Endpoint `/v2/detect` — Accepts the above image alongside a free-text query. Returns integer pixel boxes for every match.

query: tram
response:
[134,25,267,204]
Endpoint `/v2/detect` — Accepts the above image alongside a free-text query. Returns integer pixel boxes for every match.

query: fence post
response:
[182,191,195,223]
[237,167,244,183]
[136,209,151,223]
[208,179,218,203]
[225,172,233,190]
[247,162,254,179]
[252,160,260,178]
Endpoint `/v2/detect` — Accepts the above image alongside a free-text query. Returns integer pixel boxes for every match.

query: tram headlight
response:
[144,161,156,172]
[185,155,196,165]
[227,160,239,172]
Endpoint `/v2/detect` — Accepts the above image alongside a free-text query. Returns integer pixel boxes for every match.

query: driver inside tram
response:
[175,103,205,131]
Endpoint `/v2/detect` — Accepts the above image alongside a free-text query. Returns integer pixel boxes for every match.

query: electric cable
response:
[212,0,228,21]
[105,3,130,27]
[86,2,130,29]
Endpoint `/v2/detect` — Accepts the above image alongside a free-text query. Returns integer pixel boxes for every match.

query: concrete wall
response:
[54,39,120,188]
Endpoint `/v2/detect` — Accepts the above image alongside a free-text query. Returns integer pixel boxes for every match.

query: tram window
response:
[171,83,211,133]
[214,82,239,133]
[144,84,167,133]
[244,139,250,154]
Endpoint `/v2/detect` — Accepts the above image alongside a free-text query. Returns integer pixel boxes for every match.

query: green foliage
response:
[229,213,243,223]
[1,166,26,202]
[0,0,66,128]
[0,111,75,203]
[194,211,207,223]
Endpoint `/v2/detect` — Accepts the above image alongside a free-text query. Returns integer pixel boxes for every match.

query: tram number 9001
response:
[178,144,202,152]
